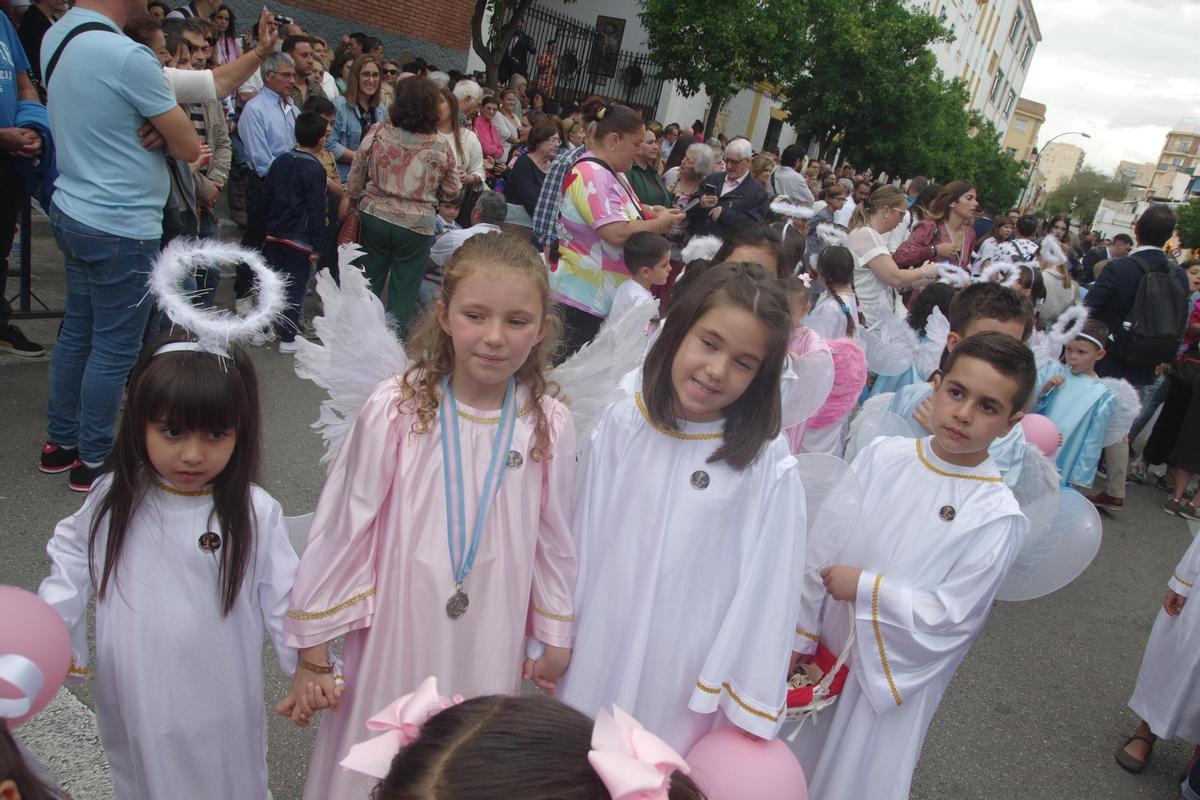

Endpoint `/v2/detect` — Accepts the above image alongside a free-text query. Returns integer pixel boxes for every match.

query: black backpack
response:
[1107,252,1189,367]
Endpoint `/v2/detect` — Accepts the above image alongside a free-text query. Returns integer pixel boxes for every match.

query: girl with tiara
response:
[280,233,578,800]
[557,261,812,753]
[37,332,299,799]
[337,679,706,800]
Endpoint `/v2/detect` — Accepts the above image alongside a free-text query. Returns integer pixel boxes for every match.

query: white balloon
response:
[997,489,1102,602]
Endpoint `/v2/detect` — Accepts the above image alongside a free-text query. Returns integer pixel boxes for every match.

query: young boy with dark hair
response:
[887,282,1035,485]
[1033,319,1116,489]
[264,111,329,354]
[794,331,1035,800]
[608,232,671,322]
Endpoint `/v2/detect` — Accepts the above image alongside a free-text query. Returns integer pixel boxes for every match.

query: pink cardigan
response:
[474,115,504,160]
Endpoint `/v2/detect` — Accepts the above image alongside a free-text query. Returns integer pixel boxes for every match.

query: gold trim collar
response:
[151,476,214,497]
[914,439,1003,483]
[634,392,723,441]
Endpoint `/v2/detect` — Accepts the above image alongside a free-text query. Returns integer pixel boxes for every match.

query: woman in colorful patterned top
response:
[346,76,461,333]
[550,104,684,355]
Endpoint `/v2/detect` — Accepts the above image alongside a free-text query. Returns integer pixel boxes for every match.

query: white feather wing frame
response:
[680,235,723,264]
[815,222,848,248]
[1029,330,1063,371]
[149,237,286,349]
[1010,443,1060,508]
[770,198,817,219]
[936,263,972,288]
[913,306,950,380]
[1099,377,1142,447]
[550,300,658,443]
[1048,303,1089,347]
[1040,234,1068,266]
[780,348,835,430]
[860,314,919,376]
[293,254,409,466]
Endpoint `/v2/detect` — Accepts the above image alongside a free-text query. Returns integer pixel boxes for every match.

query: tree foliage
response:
[470,0,540,90]
[1177,197,1200,250]
[1041,168,1129,225]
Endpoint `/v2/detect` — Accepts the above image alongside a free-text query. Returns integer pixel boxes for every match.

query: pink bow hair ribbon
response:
[340,676,464,779]
[588,706,690,800]
[798,272,813,288]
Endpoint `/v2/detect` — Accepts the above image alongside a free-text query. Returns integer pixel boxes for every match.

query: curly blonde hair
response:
[400,233,562,460]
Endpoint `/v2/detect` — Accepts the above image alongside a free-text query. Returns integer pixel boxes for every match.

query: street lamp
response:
[1022,131,1091,211]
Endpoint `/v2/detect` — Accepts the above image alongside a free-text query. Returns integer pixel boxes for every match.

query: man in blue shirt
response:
[0,12,45,357]
[38,0,200,491]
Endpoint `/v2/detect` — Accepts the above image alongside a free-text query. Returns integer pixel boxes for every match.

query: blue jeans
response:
[47,204,158,464]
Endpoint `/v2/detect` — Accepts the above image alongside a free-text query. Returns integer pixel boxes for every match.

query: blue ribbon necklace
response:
[439,375,519,619]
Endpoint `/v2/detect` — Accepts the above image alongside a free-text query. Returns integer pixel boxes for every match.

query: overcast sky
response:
[1018,0,1200,175]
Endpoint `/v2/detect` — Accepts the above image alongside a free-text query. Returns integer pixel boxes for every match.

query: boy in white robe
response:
[886,281,1035,488]
[791,331,1033,800]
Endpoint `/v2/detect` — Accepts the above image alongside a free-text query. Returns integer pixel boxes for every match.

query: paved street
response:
[2,223,1196,799]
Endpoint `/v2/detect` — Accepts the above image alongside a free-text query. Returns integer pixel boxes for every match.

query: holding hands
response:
[523,645,572,694]
[821,565,863,602]
[277,645,345,727]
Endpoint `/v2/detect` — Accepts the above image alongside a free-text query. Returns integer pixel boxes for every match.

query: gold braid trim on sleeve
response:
[287,586,377,620]
[872,574,904,707]
[795,624,820,642]
[532,604,575,622]
[694,680,783,722]
[1175,573,1194,588]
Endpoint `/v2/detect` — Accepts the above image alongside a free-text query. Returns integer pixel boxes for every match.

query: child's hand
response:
[1041,375,1065,395]
[912,396,934,433]
[1165,590,1187,617]
[1156,363,1171,377]
[821,565,862,602]
[522,645,572,694]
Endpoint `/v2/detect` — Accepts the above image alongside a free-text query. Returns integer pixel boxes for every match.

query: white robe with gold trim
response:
[790,436,1027,800]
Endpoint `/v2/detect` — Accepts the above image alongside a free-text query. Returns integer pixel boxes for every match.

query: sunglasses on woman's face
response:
[382,68,399,76]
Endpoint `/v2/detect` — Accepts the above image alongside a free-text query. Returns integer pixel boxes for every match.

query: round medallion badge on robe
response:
[938,505,956,522]
[506,450,523,470]
[198,531,222,552]
[690,470,710,490]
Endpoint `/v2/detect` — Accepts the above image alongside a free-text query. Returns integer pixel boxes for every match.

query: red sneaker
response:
[39,442,80,474]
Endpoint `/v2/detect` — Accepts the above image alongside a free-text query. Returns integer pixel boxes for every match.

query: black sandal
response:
[1115,735,1156,774]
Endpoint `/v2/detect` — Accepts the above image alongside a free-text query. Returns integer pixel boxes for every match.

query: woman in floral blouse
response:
[346,76,461,332]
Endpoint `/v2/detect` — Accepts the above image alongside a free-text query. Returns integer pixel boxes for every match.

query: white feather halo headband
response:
[1040,234,1068,266]
[769,198,817,219]
[980,260,1022,288]
[816,221,848,248]
[681,235,723,264]
[149,238,287,354]
[1049,304,1089,347]
[937,263,972,288]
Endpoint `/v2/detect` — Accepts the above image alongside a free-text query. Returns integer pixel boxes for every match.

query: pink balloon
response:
[0,585,71,727]
[1020,413,1061,459]
[685,725,808,800]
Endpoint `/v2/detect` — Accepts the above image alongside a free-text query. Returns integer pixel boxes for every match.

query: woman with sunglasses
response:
[328,55,387,181]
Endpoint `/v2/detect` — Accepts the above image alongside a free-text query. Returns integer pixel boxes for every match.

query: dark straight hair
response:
[90,335,263,616]
[0,723,55,800]
[642,261,792,470]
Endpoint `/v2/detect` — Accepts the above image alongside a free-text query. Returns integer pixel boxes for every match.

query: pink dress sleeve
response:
[284,379,404,648]
[525,398,579,648]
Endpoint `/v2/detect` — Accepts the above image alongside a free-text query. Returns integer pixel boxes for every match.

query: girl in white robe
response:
[37,339,299,800]
[1118,529,1200,774]
[558,261,811,754]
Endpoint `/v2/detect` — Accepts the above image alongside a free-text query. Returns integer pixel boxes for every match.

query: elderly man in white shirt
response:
[422,190,507,304]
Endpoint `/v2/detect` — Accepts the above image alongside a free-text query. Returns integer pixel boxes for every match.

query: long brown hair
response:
[926,180,976,222]
[0,723,55,800]
[400,233,561,461]
[90,336,262,616]
[849,184,904,231]
[345,54,383,111]
[643,261,792,470]
[373,694,706,800]
[437,85,466,163]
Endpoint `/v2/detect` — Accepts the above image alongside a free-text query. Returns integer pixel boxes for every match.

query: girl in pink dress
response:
[279,232,578,800]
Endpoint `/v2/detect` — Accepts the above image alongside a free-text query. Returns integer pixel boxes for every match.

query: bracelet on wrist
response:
[298,658,333,674]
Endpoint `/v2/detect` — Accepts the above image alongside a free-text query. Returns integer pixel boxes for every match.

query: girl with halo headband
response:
[279,232,579,800]
[557,261,814,754]
[335,677,705,800]
[36,240,299,800]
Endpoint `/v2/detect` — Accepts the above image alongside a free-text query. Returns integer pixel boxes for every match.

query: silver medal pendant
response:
[446,587,470,619]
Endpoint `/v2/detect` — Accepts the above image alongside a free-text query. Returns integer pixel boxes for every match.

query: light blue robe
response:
[887,383,1027,488]
[1034,363,1114,489]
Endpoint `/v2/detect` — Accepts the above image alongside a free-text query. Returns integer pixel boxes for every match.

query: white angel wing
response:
[844,400,913,462]
[550,300,658,442]
[1028,330,1063,371]
[860,314,919,376]
[913,307,950,380]
[997,489,1103,602]
[781,348,835,430]
[1099,377,1142,447]
[293,248,409,466]
[1009,442,1060,508]
[794,453,863,574]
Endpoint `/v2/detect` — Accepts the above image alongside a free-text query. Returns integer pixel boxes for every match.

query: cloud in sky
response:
[1018,0,1200,174]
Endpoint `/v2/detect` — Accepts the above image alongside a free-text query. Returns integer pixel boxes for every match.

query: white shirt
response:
[607,278,654,323]
[847,227,900,326]
[430,222,502,266]
[164,67,217,103]
[834,196,856,226]
[319,71,338,101]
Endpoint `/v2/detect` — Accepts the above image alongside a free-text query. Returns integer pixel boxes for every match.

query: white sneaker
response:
[235,296,253,317]
[278,339,299,354]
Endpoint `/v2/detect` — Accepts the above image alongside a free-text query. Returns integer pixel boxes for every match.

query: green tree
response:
[950,115,1026,211]
[1178,197,1200,249]
[1041,168,1129,225]
[639,0,801,133]
[470,0,541,90]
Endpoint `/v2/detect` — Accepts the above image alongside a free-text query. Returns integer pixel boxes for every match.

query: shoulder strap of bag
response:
[576,156,647,220]
[45,22,118,87]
